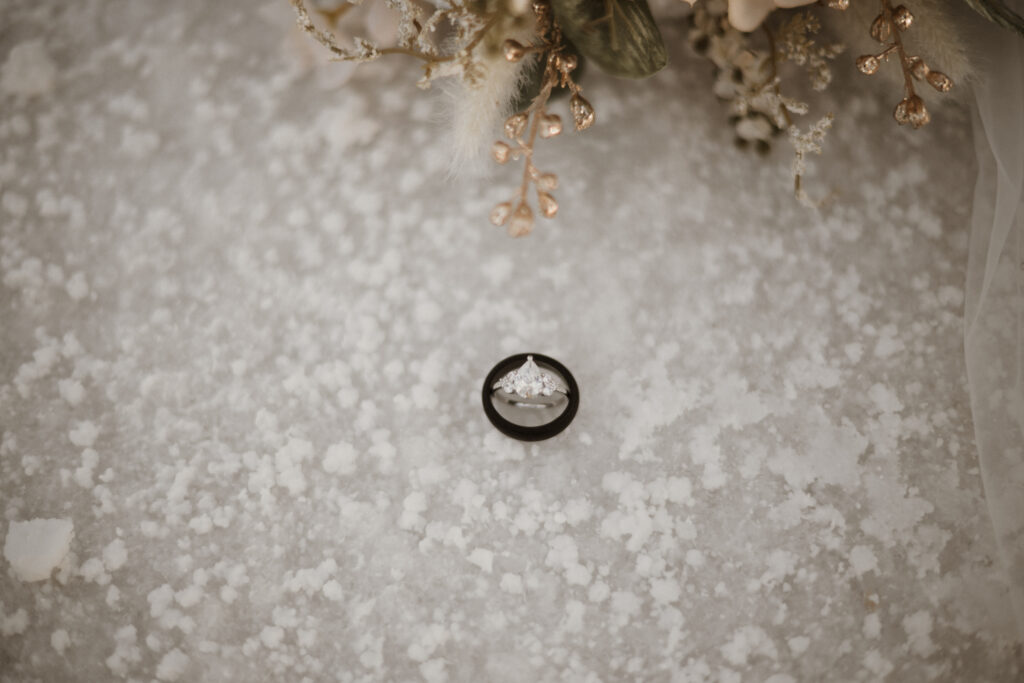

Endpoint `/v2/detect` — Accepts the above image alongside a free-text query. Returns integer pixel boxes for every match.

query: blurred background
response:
[1,1,1022,681]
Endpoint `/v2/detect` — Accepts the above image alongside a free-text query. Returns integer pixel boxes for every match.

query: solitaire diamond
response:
[500,356,558,399]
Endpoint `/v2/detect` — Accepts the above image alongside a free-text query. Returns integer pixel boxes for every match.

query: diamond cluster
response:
[500,356,558,399]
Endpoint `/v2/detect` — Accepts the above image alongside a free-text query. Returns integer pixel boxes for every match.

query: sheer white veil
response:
[966,23,1024,639]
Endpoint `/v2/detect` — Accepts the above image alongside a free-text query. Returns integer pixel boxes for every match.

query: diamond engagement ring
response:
[482,353,579,441]
[492,355,570,406]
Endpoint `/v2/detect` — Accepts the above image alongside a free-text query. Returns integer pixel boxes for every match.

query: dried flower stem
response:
[378,16,498,63]
[291,0,496,73]
[856,1,953,127]
[490,0,593,236]
[763,27,793,129]
[516,55,568,204]
[313,2,354,27]
[764,25,829,205]
[880,0,916,99]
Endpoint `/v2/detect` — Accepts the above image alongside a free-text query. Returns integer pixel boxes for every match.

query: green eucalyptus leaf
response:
[550,0,667,79]
[963,0,1024,36]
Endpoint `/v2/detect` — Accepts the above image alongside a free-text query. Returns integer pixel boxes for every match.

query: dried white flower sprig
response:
[290,0,509,89]
[688,1,841,203]
[790,113,834,207]
[289,0,1022,233]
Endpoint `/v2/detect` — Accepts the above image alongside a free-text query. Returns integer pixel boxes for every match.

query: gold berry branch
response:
[855,0,953,128]
[489,0,595,237]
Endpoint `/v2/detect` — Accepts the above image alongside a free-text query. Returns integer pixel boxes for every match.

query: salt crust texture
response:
[1,1,1023,681]
[3,519,74,582]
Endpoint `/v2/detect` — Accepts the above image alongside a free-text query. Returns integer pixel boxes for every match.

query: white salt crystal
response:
[468,548,494,573]
[650,578,681,605]
[2,190,28,216]
[65,272,89,301]
[863,613,882,639]
[868,384,903,414]
[588,581,610,603]
[274,437,312,495]
[147,584,174,617]
[79,557,107,584]
[322,579,344,601]
[1,40,58,97]
[175,585,203,608]
[685,549,705,568]
[58,378,85,405]
[105,633,139,675]
[902,610,937,657]
[420,658,447,683]
[565,600,585,632]
[499,573,523,595]
[4,518,74,582]
[102,538,127,571]
[1,608,29,636]
[69,420,99,448]
[721,625,778,666]
[787,636,810,654]
[155,648,189,681]
[611,591,642,621]
[188,515,213,534]
[51,628,70,653]
[260,625,285,648]
[398,491,427,531]
[322,441,357,475]
[848,545,878,577]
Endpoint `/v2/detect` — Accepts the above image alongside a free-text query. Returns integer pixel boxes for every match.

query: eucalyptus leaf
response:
[963,0,1024,36]
[550,0,667,79]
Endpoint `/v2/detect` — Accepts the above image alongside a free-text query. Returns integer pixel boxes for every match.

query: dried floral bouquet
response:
[290,0,1024,235]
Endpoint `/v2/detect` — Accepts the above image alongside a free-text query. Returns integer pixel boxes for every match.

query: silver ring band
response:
[482,353,580,441]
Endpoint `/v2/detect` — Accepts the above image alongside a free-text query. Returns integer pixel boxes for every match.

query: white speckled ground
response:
[2,1,1022,681]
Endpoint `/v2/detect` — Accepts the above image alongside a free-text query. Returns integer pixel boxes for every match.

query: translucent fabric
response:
[967,27,1024,638]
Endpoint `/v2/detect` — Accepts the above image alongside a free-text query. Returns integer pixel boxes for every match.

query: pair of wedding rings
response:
[482,354,579,441]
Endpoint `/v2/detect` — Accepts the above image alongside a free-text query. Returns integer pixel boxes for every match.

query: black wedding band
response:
[482,353,579,441]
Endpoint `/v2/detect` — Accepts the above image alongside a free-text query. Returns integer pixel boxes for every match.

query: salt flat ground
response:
[1,1,1022,681]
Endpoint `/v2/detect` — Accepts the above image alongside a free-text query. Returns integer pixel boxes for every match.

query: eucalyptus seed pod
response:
[905,95,930,128]
[505,113,528,139]
[926,71,953,92]
[856,55,880,75]
[537,173,559,192]
[559,53,579,73]
[538,192,558,218]
[508,202,534,237]
[893,5,913,30]
[570,94,595,130]
[893,98,911,125]
[539,114,563,138]
[870,14,890,42]
[907,56,929,80]
[503,40,526,62]
[490,201,512,226]
[491,141,511,164]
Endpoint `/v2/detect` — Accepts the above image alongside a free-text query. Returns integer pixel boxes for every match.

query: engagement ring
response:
[482,353,579,441]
